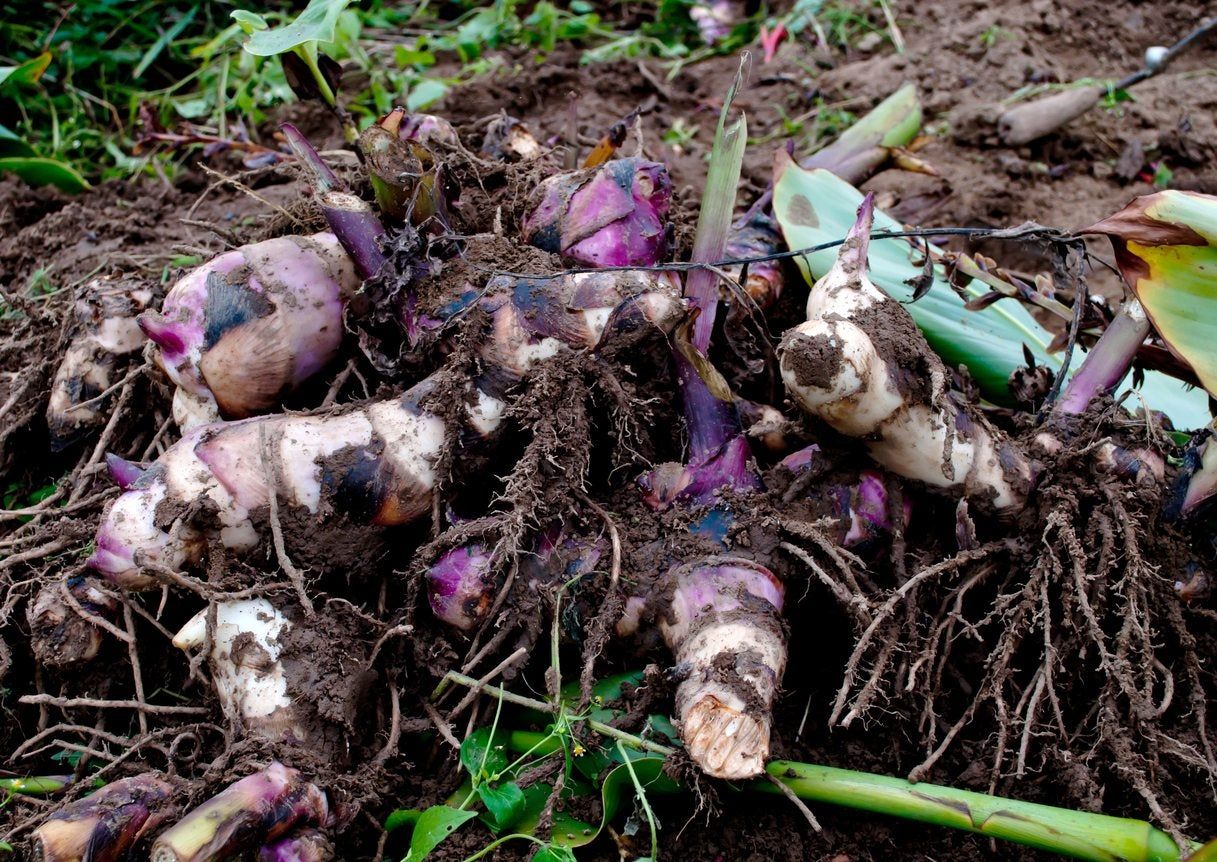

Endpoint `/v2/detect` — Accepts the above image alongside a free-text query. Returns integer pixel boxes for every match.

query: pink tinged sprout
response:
[523,158,673,268]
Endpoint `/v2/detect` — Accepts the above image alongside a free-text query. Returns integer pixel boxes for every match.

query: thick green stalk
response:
[500,732,1193,861]
[804,82,922,183]
[762,762,1191,862]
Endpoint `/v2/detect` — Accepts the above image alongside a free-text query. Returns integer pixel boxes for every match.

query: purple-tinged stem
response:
[1054,299,1151,416]
[281,123,387,280]
[105,452,147,489]
[677,70,749,464]
[34,774,175,862]
[151,763,327,862]
[1175,431,1217,517]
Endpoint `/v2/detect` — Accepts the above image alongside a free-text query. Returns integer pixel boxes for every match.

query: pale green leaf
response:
[236,0,354,56]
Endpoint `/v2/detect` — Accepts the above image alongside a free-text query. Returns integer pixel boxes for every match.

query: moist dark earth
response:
[3,1,1217,860]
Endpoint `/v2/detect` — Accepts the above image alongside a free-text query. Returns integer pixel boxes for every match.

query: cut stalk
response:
[281,123,387,280]
[1054,299,1151,416]
[748,83,922,214]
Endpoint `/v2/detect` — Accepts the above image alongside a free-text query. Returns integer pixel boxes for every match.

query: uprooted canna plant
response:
[6,43,1217,862]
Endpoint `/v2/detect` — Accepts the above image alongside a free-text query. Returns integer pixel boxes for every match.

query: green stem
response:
[617,741,659,860]
[0,776,75,796]
[441,672,675,757]
[499,731,1191,862]
[762,762,1193,862]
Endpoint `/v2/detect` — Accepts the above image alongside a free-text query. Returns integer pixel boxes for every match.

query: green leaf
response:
[520,755,676,851]
[532,846,578,862]
[395,47,437,68]
[0,52,52,92]
[401,805,478,862]
[0,157,90,193]
[133,8,197,78]
[237,0,354,56]
[1082,191,1217,405]
[460,727,509,779]
[406,79,447,112]
[231,10,268,34]
[771,162,1211,428]
[384,808,420,833]
[477,781,527,832]
[0,126,35,159]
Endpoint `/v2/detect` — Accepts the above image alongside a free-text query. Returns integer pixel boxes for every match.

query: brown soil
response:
[3,1,1217,860]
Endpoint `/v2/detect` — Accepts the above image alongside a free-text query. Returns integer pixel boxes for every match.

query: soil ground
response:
[2,1,1217,860]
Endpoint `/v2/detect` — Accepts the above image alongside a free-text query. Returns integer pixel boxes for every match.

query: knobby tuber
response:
[779,194,1034,510]
[46,276,152,450]
[91,271,682,588]
[33,774,176,862]
[523,157,673,267]
[139,232,360,428]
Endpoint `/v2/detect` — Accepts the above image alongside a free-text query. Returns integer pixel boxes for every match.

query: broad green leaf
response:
[0,52,51,92]
[1082,190,1217,399]
[0,157,90,192]
[477,780,526,832]
[406,79,447,112]
[460,727,509,779]
[401,805,478,862]
[515,755,676,850]
[384,808,420,832]
[0,126,35,159]
[237,0,353,56]
[532,846,578,862]
[772,161,1211,428]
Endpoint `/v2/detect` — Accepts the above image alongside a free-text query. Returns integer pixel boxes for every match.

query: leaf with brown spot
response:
[1081,190,1217,397]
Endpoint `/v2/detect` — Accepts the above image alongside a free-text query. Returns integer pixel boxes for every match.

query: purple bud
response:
[397,113,460,147]
[259,829,334,862]
[427,545,497,631]
[138,310,189,359]
[105,452,147,489]
[779,444,821,474]
[639,435,761,510]
[522,158,672,267]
